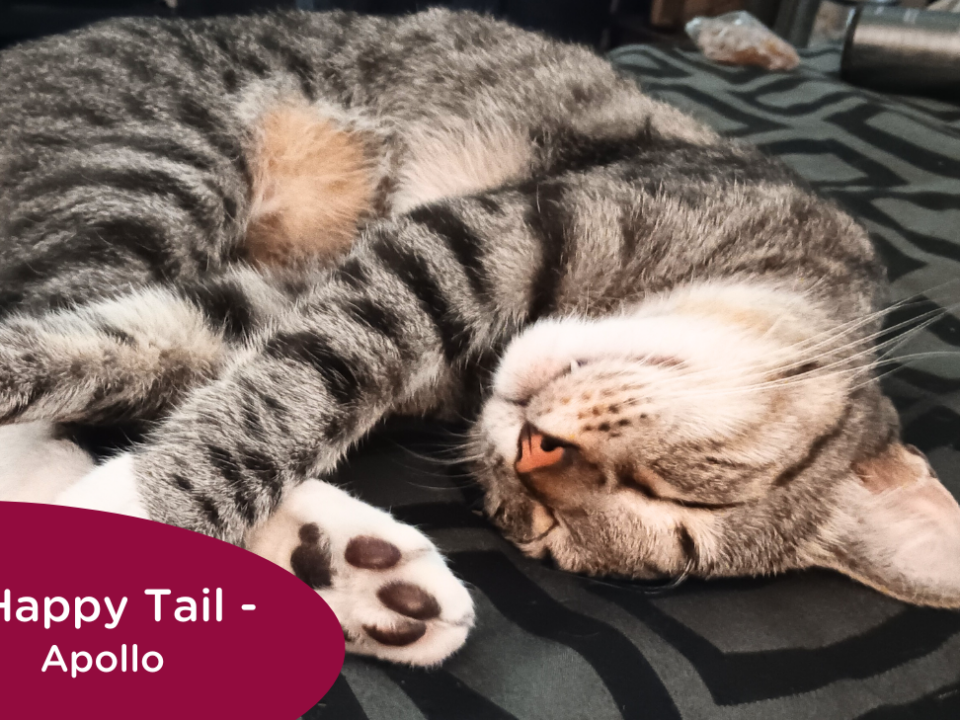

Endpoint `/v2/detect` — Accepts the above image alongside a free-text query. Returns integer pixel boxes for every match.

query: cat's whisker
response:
[393,444,475,467]
[875,350,960,364]
[786,292,956,355]
[384,453,483,482]
[655,343,960,403]
[846,353,960,394]
[653,369,861,402]
[653,346,884,399]
[624,304,939,391]
[642,303,954,395]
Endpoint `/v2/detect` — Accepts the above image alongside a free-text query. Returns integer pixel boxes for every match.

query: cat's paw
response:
[247,481,475,666]
[54,453,149,519]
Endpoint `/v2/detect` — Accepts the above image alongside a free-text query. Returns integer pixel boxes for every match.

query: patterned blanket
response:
[307,46,960,720]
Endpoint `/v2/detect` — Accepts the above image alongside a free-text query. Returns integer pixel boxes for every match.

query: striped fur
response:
[2,8,958,661]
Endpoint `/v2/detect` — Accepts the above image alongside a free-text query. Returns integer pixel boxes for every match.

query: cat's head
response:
[471,281,960,607]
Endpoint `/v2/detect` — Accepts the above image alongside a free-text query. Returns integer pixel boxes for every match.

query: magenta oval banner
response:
[0,502,344,718]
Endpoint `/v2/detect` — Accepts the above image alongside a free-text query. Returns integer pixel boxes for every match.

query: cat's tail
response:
[0,268,297,426]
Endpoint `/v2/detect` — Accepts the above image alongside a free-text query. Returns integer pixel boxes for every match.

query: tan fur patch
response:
[245,105,374,266]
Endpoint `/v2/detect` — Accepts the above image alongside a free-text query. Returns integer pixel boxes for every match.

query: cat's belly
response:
[0,422,94,503]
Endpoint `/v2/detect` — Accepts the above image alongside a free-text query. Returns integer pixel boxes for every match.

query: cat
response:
[0,8,958,667]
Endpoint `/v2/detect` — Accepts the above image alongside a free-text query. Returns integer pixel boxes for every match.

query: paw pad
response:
[364,620,427,646]
[377,581,441,620]
[249,481,475,665]
[344,535,401,569]
[290,523,333,589]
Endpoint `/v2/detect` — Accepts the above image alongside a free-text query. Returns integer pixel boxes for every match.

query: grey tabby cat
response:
[1,8,958,666]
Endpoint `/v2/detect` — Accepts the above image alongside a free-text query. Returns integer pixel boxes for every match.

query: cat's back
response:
[0,9,627,126]
[0,8,652,212]
[0,8,671,311]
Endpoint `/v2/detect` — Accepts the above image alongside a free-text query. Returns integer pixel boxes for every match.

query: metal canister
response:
[841,6,960,99]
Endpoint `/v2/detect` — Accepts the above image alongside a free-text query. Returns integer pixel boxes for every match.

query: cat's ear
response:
[805,442,960,608]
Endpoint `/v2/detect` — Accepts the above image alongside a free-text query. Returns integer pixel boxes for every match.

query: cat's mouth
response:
[486,492,559,546]
[519,502,559,544]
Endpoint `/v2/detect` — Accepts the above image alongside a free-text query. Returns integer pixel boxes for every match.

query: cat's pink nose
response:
[515,423,566,474]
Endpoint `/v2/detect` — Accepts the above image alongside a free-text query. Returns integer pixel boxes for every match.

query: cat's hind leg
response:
[246,481,475,666]
[0,268,292,426]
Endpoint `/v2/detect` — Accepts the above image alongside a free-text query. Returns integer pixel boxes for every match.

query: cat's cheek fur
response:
[247,481,475,666]
[55,453,149,519]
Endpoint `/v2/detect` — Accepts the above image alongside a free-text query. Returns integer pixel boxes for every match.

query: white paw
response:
[55,453,149,519]
[247,481,475,666]
[0,422,95,503]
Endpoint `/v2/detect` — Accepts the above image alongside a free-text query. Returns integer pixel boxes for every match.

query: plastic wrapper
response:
[686,11,800,71]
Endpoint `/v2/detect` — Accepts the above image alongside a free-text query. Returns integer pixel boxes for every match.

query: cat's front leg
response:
[53,230,477,661]
[54,195,540,661]
[57,458,475,666]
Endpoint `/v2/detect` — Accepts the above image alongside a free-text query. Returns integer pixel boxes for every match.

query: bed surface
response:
[306,45,960,720]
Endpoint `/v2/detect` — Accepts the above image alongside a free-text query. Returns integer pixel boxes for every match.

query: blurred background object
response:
[841,4,960,98]
[773,1,937,48]
[686,10,801,68]
[649,0,747,27]
[774,0,832,46]
[613,1,934,50]
[808,1,936,47]
[811,1,861,44]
